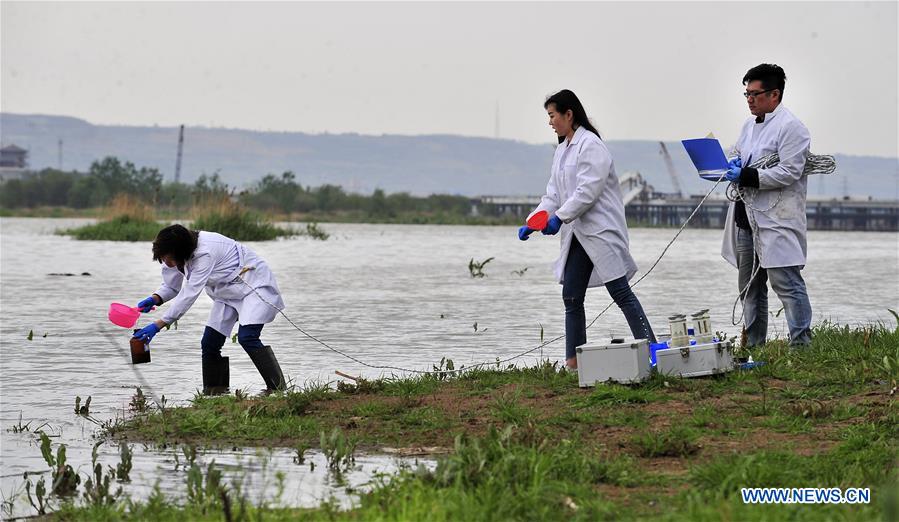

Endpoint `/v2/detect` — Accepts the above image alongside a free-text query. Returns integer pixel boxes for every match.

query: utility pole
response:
[57,138,63,170]
[174,125,184,183]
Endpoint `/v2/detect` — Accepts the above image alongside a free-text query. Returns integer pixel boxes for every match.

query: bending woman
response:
[133,224,286,393]
[519,89,656,369]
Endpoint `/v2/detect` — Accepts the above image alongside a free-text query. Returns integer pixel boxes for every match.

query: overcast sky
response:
[2,1,897,157]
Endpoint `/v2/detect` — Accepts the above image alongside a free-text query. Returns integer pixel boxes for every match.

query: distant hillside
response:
[1,113,896,199]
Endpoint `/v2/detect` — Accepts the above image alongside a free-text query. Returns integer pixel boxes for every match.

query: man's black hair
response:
[743,63,786,100]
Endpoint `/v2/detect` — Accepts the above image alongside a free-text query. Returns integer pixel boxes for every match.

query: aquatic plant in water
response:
[302,222,330,240]
[320,427,356,474]
[82,442,123,507]
[129,387,149,414]
[74,396,91,416]
[468,257,494,278]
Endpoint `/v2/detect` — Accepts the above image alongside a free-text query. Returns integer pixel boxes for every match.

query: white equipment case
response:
[575,339,651,387]
[655,340,735,378]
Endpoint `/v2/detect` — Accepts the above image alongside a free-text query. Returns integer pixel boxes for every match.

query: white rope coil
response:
[727,151,835,327]
[727,152,835,211]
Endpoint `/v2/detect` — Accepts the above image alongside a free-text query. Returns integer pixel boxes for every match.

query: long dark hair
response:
[544,89,602,144]
[152,224,199,267]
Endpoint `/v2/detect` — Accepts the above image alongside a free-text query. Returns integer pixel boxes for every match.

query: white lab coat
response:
[529,126,637,287]
[154,231,285,336]
[721,104,811,269]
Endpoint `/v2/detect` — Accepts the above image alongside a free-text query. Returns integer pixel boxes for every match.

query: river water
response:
[1,218,897,516]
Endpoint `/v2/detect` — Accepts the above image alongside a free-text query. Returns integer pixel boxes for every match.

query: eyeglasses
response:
[743,88,776,99]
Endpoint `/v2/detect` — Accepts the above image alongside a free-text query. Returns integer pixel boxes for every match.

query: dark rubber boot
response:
[247,346,285,392]
[202,357,230,395]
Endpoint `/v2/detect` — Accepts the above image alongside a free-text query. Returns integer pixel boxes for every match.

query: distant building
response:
[0,144,28,182]
[0,144,28,168]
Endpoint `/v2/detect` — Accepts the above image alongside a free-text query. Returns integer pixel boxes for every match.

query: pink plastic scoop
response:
[108,302,155,328]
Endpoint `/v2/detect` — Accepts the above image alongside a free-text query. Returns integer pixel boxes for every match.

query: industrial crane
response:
[659,141,684,199]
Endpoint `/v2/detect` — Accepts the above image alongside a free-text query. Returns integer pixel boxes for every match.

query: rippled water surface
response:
[1,218,897,516]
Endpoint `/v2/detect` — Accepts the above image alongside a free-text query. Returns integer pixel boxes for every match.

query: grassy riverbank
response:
[25,321,888,520]
[0,206,107,218]
[189,198,296,241]
[3,205,523,226]
[55,196,296,242]
[57,196,163,241]
[0,205,708,228]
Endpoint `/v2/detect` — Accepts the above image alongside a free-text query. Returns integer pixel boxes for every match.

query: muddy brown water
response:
[1,218,896,516]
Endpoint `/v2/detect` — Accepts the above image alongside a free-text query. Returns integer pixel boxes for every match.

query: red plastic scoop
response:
[526,210,549,230]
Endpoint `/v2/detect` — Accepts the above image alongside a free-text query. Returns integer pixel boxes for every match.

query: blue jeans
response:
[736,228,812,347]
[563,237,656,359]
[201,324,266,360]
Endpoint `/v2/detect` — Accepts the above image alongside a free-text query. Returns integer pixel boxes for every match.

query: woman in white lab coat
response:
[132,224,286,393]
[519,89,655,369]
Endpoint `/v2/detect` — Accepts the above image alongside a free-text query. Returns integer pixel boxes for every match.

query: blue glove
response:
[726,164,742,182]
[542,215,563,235]
[137,296,157,313]
[518,226,536,241]
[133,323,160,343]
[728,157,742,169]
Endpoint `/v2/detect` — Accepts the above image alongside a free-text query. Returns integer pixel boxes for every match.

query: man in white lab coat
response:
[721,63,813,347]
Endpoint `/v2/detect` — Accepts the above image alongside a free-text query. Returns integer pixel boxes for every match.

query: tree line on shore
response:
[0,156,477,220]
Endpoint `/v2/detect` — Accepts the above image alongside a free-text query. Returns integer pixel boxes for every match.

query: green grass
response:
[56,195,295,242]
[349,400,399,418]
[54,415,897,521]
[399,406,451,430]
[600,408,651,429]
[459,359,579,391]
[120,389,326,446]
[677,420,898,521]
[545,409,600,428]
[59,195,163,241]
[341,426,632,520]
[490,391,536,425]
[40,321,896,520]
[689,404,717,428]
[631,424,702,458]
[191,199,294,241]
[571,383,666,408]
[379,374,442,397]
[60,215,162,241]
[691,426,894,495]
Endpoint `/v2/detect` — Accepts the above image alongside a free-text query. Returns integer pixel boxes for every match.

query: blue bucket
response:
[649,342,669,366]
